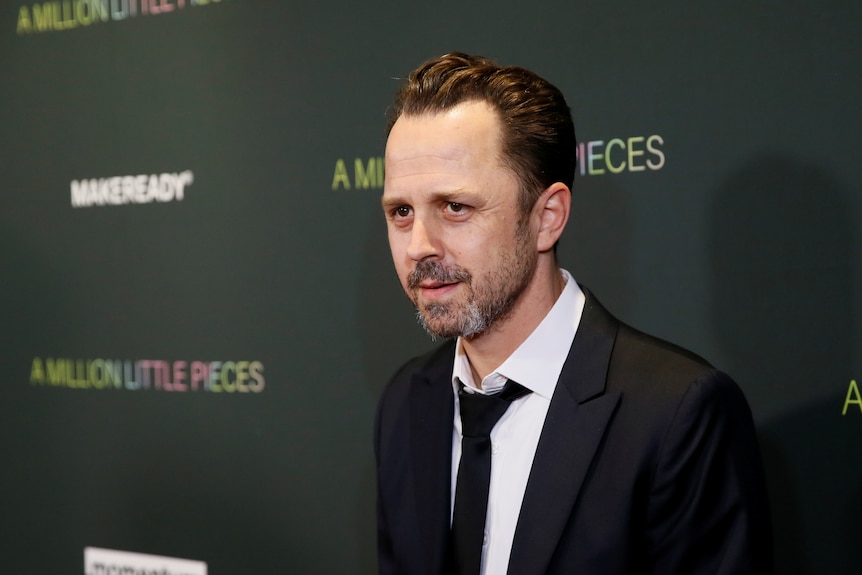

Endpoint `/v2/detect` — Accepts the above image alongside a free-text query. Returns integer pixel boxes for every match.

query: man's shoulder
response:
[391,339,456,382]
[580,288,719,386]
[606,321,748,415]
[614,323,714,375]
[375,340,456,447]
[378,340,456,404]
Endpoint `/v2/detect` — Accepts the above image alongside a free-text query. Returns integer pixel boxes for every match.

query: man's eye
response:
[395,206,411,217]
[448,202,464,213]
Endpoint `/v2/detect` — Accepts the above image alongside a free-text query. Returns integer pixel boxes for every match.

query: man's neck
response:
[462,263,565,387]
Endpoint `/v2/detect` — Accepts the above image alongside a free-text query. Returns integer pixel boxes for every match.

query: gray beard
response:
[410,261,530,340]
[415,299,489,340]
[406,219,535,340]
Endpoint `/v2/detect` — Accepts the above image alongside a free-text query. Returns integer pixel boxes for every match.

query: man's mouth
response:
[415,281,459,299]
[419,280,451,289]
[407,260,471,297]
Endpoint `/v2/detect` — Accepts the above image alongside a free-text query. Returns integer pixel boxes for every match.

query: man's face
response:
[382,101,538,339]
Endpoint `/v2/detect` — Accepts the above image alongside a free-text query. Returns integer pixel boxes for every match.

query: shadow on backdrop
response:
[561,173,636,319]
[708,154,859,574]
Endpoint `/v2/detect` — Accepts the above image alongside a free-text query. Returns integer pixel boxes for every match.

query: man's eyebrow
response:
[431,190,470,202]
[380,195,406,209]
[381,189,482,209]
[432,190,487,206]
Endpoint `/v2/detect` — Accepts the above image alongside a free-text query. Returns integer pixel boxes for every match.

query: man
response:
[375,53,772,575]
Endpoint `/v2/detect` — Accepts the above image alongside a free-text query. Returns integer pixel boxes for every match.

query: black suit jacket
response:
[375,290,772,574]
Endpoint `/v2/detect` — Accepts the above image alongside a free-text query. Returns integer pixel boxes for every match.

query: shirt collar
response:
[452,269,585,399]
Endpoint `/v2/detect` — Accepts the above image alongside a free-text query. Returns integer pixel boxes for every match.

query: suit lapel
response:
[408,342,456,574]
[507,292,621,575]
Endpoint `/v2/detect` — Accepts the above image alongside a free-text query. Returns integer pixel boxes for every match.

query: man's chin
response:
[415,306,493,340]
[415,310,461,340]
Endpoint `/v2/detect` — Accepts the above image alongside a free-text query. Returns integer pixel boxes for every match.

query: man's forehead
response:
[386,102,504,167]
[396,99,499,125]
[390,102,500,142]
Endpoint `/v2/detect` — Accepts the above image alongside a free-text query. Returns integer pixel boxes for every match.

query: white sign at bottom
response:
[84,547,207,575]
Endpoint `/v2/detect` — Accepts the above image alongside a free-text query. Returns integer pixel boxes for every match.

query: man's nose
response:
[406,217,441,261]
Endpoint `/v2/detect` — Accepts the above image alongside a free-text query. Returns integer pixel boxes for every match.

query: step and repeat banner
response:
[1,1,859,573]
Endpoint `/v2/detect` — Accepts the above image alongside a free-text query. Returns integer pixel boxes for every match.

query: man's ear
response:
[534,182,571,253]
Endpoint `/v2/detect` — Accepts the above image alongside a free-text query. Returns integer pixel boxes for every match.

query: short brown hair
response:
[388,52,576,213]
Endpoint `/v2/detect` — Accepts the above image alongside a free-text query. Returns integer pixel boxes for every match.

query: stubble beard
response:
[406,226,536,340]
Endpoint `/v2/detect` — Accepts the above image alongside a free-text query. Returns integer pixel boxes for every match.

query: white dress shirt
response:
[451,269,585,575]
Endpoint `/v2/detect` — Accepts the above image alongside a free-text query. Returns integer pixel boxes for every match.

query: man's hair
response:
[387,52,576,214]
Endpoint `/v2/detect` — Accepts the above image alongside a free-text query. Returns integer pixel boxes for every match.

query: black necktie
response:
[451,379,531,575]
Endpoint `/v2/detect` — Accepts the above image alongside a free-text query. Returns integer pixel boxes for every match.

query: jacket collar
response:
[507,290,621,574]
[408,341,456,574]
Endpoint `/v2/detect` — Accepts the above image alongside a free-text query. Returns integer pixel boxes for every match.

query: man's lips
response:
[418,280,448,289]
[415,281,459,299]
